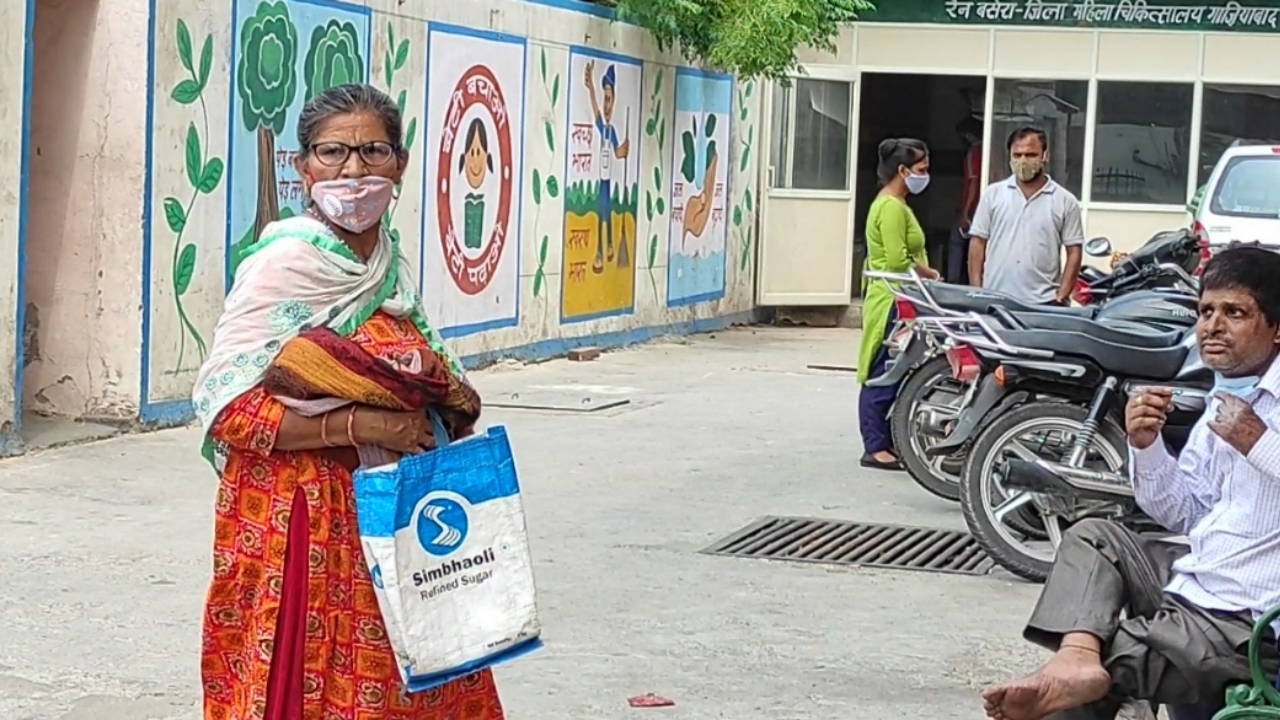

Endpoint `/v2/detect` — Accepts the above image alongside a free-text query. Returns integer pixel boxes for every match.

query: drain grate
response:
[701,516,994,576]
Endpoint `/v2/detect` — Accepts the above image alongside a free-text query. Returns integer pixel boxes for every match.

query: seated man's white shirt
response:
[1131,357,1280,625]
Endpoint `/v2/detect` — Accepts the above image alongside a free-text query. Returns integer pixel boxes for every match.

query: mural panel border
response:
[420,21,528,339]
[666,65,734,309]
[559,45,644,326]
[516,0,620,20]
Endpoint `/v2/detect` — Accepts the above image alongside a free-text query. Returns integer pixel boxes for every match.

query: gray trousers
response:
[1025,519,1278,720]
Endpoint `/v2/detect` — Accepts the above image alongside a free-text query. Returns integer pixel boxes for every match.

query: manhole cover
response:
[701,516,993,576]
[806,363,858,374]
[485,389,631,413]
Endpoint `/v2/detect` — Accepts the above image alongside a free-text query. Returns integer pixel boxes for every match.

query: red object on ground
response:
[628,694,676,708]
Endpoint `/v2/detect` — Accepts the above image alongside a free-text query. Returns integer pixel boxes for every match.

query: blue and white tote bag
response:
[353,414,543,691]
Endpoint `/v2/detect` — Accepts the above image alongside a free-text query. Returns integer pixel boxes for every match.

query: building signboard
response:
[859,0,1280,32]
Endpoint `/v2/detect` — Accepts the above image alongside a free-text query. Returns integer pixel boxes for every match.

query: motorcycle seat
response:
[994,329,1192,380]
[1001,311,1184,349]
[906,283,1095,317]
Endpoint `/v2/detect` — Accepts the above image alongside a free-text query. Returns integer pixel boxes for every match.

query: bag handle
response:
[428,408,451,448]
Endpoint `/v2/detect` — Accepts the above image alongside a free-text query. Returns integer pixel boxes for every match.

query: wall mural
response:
[732,79,758,274]
[667,68,732,307]
[140,0,761,415]
[560,48,642,323]
[642,68,669,302]
[528,46,564,302]
[421,25,525,337]
[226,0,372,285]
[379,20,418,250]
[162,20,225,376]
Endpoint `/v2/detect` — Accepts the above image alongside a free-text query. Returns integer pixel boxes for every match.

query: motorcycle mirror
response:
[1085,236,1113,257]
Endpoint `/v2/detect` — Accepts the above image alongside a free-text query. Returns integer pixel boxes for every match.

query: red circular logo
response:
[435,65,514,296]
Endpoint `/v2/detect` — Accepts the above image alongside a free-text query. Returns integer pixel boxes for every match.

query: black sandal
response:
[860,454,905,471]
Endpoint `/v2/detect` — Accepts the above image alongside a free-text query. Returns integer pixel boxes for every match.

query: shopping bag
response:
[353,413,543,692]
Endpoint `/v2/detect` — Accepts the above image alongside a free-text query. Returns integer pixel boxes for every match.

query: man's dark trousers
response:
[1025,519,1278,719]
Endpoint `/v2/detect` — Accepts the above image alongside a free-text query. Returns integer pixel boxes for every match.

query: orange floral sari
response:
[196,217,503,720]
[202,312,505,720]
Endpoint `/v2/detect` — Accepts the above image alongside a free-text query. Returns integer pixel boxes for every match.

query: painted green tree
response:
[680,113,718,184]
[607,0,871,80]
[165,19,224,372]
[304,19,364,100]
[237,0,299,245]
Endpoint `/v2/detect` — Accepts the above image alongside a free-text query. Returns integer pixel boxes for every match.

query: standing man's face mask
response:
[1011,157,1045,183]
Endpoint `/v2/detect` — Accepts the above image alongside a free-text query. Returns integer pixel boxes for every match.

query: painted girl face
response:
[464,132,489,190]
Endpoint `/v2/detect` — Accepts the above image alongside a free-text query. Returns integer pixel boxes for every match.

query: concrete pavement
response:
[0,327,1047,720]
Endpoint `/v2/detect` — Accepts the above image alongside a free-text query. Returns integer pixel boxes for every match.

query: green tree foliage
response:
[608,0,871,80]
[237,0,298,134]
[304,20,365,101]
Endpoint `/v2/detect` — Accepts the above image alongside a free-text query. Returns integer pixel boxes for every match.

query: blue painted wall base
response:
[136,310,765,429]
[0,429,23,458]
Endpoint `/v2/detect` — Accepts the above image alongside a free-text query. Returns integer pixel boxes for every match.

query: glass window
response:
[768,83,791,188]
[988,79,1089,198]
[1091,81,1194,205]
[769,78,851,191]
[1209,156,1280,218]
[1197,84,1280,186]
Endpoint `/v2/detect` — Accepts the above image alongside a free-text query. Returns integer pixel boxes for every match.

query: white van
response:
[1193,142,1280,267]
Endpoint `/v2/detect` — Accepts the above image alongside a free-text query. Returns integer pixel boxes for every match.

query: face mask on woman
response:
[903,171,930,195]
[310,177,395,233]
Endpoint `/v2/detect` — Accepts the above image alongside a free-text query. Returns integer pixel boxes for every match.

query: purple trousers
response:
[858,306,899,455]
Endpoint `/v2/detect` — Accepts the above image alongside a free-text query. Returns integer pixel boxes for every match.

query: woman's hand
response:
[916,265,940,281]
[352,408,436,454]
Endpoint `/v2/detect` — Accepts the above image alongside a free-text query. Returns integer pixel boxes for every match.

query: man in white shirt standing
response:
[983,247,1280,720]
[969,126,1084,306]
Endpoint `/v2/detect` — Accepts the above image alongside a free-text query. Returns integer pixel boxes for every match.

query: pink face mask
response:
[309,177,395,233]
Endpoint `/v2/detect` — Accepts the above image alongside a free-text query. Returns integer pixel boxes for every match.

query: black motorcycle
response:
[928,308,1210,582]
[864,229,1202,502]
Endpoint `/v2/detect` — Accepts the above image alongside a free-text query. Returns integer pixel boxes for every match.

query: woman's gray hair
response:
[296,83,407,156]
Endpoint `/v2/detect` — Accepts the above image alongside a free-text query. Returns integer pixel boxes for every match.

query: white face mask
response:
[904,172,930,195]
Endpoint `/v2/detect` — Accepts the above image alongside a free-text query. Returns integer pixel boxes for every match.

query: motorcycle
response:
[1071,227,1205,305]
[926,309,1210,582]
[863,230,1202,502]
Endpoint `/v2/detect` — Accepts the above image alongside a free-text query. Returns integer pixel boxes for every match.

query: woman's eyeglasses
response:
[310,141,397,167]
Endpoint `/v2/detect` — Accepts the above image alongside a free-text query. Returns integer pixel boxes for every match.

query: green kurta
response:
[858,194,928,384]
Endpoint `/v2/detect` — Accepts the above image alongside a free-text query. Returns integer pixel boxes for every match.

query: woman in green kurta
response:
[858,138,939,470]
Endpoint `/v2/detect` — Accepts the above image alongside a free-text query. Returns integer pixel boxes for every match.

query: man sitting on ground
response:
[983,247,1280,720]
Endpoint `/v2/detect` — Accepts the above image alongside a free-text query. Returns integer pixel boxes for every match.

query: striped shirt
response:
[1132,356,1280,624]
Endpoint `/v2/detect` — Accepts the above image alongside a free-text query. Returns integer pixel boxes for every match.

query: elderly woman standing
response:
[193,84,504,719]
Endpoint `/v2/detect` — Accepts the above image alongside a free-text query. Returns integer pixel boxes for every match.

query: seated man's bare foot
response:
[981,647,1111,720]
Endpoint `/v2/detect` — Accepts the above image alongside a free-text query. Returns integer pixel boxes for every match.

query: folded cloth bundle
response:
[262,326,482,466]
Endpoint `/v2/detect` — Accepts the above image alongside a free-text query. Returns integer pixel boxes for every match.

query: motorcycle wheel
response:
[959,401,1128,583]
[889,356,969,502]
